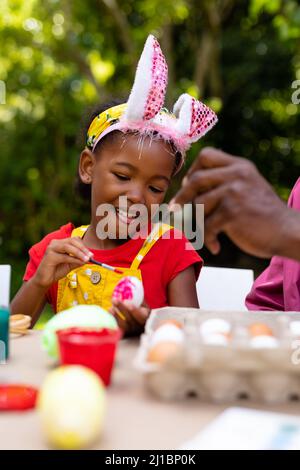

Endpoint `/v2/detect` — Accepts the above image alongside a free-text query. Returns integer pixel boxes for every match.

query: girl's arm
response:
[167,265,199,308]
[10,280,48,326]
[11,237,93,325]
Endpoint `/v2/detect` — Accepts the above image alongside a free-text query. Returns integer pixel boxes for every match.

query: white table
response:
[1,332,300,450]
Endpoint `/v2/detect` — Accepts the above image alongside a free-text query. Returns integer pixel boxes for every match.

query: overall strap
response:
[71,225,89,238]
[130,223,173,270]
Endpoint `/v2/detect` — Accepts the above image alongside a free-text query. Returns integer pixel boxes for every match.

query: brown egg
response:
[249,323,274,337]
[147,341,182,363]
[155,319,183,330]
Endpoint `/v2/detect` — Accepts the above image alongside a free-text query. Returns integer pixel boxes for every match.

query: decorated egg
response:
[38,366,106,450]
[112,276,144,307]
[147,341,182,364]
[42,305,118,359]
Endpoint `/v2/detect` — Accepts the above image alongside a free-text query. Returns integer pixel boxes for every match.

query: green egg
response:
[42,305,118,359]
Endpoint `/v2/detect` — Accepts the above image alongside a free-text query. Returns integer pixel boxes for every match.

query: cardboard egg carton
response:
[134,307,300,403]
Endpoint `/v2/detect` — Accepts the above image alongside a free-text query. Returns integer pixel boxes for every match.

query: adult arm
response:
[171,147,300,261]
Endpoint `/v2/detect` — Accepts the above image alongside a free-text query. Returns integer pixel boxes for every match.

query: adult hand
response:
[170,147,294,259]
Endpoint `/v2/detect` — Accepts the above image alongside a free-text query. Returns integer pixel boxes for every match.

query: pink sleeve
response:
[245,256,285,310]
[246,178,300,311]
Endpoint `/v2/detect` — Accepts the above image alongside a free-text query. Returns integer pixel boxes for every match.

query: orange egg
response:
[249,323,274,337]
[147,341,182,363]
[155,319,183,330]
[223,332,231,340]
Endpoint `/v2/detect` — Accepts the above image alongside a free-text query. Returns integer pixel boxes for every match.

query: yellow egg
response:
[38,366,106,449]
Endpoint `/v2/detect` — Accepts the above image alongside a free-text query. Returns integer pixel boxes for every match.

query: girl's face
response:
[79,134,175,239]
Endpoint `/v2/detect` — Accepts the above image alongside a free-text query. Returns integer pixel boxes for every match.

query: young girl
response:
[11,35,217,334]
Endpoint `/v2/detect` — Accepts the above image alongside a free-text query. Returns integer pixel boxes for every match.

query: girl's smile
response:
[115,207,140,225]
[78,133,176,249]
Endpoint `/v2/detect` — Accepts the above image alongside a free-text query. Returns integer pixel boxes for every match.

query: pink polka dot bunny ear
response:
[173,93,218,144]
[123,35,168,122]
[99,34,218,168]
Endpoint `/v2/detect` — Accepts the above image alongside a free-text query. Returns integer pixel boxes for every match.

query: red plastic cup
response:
[56,328,122,386]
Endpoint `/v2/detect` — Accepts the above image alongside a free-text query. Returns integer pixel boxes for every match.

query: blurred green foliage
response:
[1,0,300,297]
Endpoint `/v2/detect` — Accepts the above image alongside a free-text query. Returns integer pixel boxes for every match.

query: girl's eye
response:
[149,186,164,194]
[114,173,130,181]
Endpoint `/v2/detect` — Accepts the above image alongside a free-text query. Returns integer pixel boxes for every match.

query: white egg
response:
[200,318,231,337]
[112,276,144,307]
[250,335,279,349]
[290,321,300,337]
[150,324,184,347]
[203,333,229,347]
[38,366,106,449]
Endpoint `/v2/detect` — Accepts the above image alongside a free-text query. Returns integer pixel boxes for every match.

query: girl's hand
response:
[33,237,93,288]
[109,299,150,335]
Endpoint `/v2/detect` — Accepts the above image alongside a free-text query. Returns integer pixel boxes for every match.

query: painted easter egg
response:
[112,276,144,308]
[38,366,106,450]
[42,305,118,359]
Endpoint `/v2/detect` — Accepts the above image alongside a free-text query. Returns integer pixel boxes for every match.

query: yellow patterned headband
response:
[87,103,127,151]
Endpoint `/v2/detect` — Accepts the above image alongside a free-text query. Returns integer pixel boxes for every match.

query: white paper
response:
[181,407,300,450]
[0,265,11,308]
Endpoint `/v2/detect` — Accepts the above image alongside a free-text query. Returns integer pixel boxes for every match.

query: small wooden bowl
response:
[10,314,31,330]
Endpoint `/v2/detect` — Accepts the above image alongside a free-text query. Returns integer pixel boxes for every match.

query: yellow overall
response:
[56,223,172,313]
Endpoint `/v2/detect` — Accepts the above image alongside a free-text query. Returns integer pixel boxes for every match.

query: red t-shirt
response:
[24,223,203,312]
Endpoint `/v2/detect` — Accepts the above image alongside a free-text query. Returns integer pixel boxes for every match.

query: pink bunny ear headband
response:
[87,35,218,174]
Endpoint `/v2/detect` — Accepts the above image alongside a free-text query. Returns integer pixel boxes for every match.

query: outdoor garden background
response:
[1,0,300,324]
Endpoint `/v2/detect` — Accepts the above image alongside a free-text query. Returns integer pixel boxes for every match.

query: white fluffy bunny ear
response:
[173,93,218,143]
[123,35,168,122]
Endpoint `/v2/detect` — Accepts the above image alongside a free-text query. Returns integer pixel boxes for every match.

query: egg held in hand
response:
[38,366,106,450]
[112,276,144,308]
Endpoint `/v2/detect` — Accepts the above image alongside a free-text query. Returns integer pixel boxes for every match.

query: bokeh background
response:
[1,0,300,306]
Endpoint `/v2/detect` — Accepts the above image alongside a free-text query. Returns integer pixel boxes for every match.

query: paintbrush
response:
[89,259,125,320]
[89,258,123,275]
